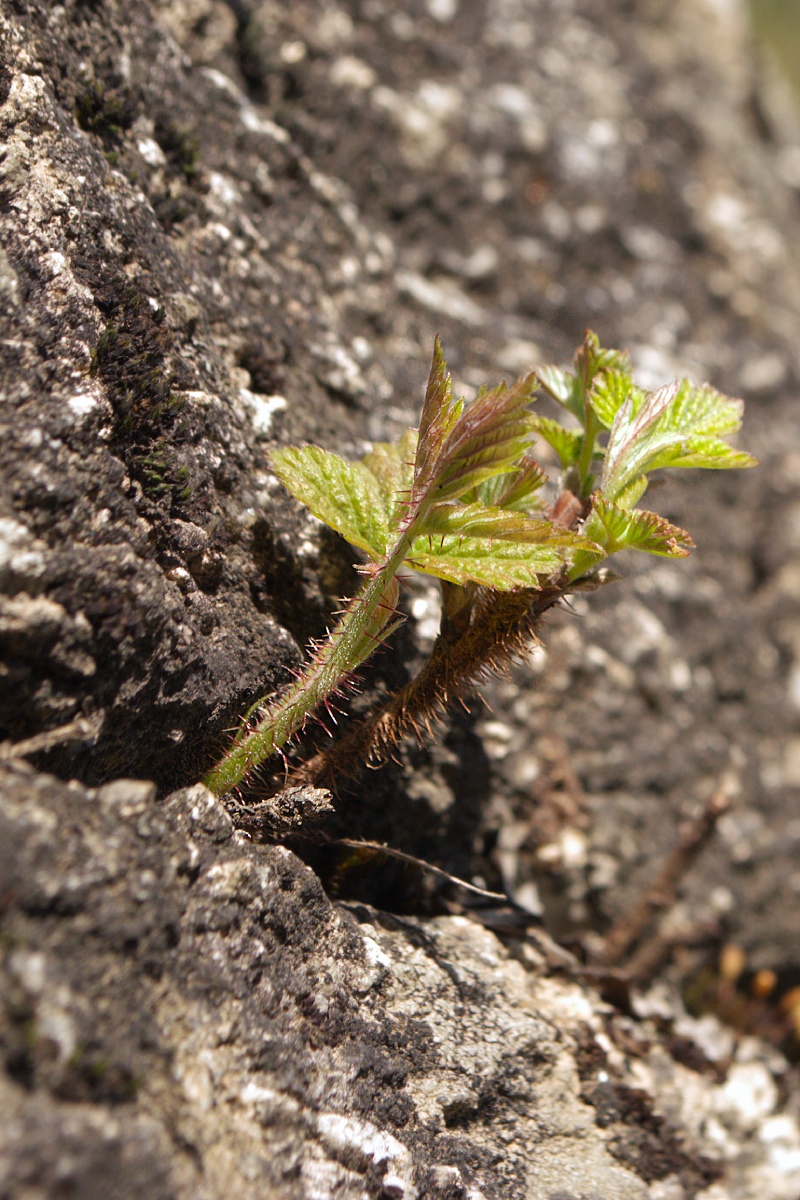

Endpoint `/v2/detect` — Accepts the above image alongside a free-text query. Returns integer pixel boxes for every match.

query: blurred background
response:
[749,0,800,94]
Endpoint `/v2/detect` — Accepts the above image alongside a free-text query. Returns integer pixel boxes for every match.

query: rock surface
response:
[2,761,800,1200]
[2,0,800,1195]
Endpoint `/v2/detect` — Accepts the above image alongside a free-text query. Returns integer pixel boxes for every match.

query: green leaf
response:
[585,495,694,558]
[532,416,584,468]
[535,364,583,423]
[601,382,680,498]
[535,335,634,430]
[660,379,746,437]
[429,372,537,502]
[419,502,587,545]
[407,535,566,589]
[474,457,547,513]
[270,445,389,559]
[361,429,417,524]
[613,474,649,509]
[589,369,641,429]
[578,332,630,383]
[601,379,757,501]
[487,454,548,511]
[642,380,758,471]
[411,338,464,506]
[647,435,757,472]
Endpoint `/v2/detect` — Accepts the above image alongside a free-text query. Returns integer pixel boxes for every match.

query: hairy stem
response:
[289,579,567,789]
[203,537,411,796]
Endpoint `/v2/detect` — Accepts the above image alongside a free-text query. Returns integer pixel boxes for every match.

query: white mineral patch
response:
[202,66,242,97]
[362,936,391,970]
[0,516,47,589]
[42,250,67,277]
[718,1062,778,1130]
[280,40,307,64]
[38,1001,77,1065]
[706,191,748,233]
[208,171,240,207]
[759,1115,800,1173]
[0,516,32,559]
[204,859,255,902]
[240,387,286,434]
[68,389,98,416]
[489,82,534,116]
[239,106,290,142]
[241,1082,278,1105]
[9,949,47,994]
[200,67,290,143]
[373,80,462,165]
[317,1113,416,1197]
[137,137,166,167]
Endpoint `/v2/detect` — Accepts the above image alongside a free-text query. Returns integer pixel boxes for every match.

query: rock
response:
[2,762,800,1199]
[2,0,800,1194]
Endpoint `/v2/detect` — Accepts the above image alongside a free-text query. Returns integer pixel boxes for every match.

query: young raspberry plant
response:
[203,333,756,797]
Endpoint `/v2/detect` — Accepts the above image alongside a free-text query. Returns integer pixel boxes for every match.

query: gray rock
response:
[2,0,800,1195]
[2,762,799,1199]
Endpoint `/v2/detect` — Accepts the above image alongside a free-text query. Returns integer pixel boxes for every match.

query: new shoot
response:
[203,333,755,797]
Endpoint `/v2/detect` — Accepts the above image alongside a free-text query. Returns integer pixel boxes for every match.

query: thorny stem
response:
[289,580,567,790]
[203,534,413,796]
[202,334,754,799]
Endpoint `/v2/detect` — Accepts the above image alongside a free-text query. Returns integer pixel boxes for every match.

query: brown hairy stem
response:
[289,578,567,789]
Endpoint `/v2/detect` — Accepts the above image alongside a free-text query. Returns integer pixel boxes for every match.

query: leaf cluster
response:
[204,332,756,796]
[272,339,594,592]
[272,333,755,589]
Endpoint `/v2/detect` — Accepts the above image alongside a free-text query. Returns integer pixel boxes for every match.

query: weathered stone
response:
[2,762,799,1198]
[2,0,800,1195]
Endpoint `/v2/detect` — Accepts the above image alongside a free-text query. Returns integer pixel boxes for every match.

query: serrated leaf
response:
[535,364,583,422]
[601,379,757,500]
[491,454,549,511]
[361,429,417,524]
[589,369,642,429]
[418,502,587,545]
[660,380,745,437]
[602,381,680,497]
[585,495,694,558]
[578,332,630,382]
[475,456,547,512]
[407,535,566,589]
[535,334,631,426]
[612,473,649,509]
[647,434,757,472]
[270,445,389,558]
[430,372,537,502]
[411,337,464,506]
[532,416,584,468]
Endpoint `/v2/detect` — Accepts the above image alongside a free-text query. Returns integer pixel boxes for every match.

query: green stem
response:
[566,508,609,583]
[575,409,600,497]
[202,530,414,796]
